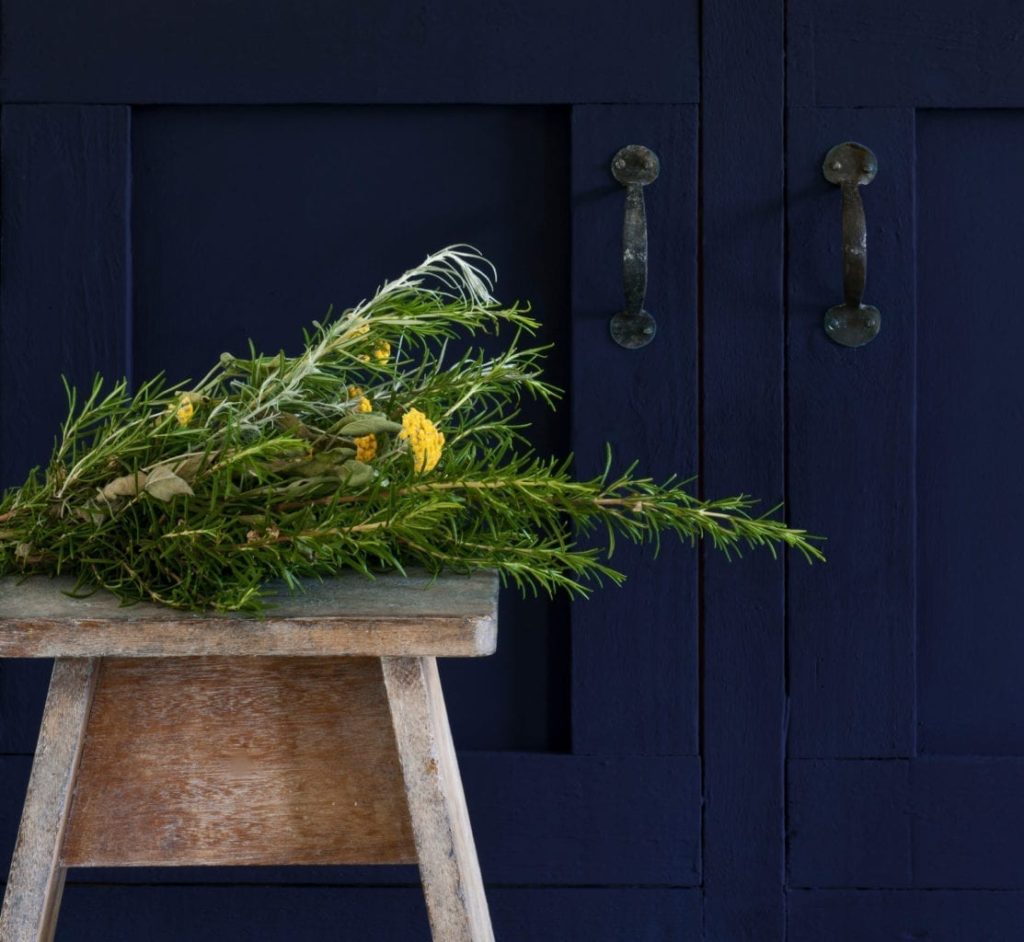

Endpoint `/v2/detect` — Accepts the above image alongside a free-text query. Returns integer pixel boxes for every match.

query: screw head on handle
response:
[824,302,881,348]
[611,145,660,186]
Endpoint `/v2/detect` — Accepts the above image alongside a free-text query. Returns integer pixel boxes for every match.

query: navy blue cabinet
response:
[785,2,1024,939]
[1,1,1022,939]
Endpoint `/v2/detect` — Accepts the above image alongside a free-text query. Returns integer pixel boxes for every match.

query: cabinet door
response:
[786,2,1024,938]
[0,4,702,938]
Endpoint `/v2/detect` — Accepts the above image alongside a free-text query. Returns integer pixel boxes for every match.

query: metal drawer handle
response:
[823,141,880,347]
[610,145,659,349]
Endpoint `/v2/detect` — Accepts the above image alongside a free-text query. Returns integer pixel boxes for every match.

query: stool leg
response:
[0,658,98,942]
[382,656,494,942]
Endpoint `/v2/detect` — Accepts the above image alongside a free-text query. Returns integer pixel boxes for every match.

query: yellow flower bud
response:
[175,394,196,427]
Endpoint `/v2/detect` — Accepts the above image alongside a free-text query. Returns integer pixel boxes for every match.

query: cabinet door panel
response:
[787,7,1024,932]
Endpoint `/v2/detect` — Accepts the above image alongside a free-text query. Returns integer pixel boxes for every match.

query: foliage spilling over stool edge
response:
[0,247,823,611]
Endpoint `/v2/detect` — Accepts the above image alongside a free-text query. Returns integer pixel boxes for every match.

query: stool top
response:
[0,570,498,658]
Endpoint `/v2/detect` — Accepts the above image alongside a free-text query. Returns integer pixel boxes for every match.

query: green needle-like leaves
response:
[0,246,824,611]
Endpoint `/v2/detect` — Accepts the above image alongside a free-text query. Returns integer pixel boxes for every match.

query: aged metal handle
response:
[610,145,659,349]
[823,141,880,347]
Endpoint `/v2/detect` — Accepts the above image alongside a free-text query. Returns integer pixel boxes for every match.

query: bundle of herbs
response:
[0,248,822,611]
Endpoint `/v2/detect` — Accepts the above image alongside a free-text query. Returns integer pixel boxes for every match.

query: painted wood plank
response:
[0,1,699,105]
[383,657,493,941]
[0,661,51,754]
[0,754,702,886]
[62,657,415,867]
[2,886,701,941]
[462,752,701,887]
[785,108,917,758]
[0,105,130,490]
[913,109,1024,756]
[789,0,1024,108]
[788,759,912,888]
[789,758,1024,889]
[789,890,1024,942]
[0,659,96,942]
[0,572,497,658]
[701,0,787,937]
[569,104,699,757]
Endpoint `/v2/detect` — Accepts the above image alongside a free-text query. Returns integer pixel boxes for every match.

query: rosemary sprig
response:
[0,246,823,611]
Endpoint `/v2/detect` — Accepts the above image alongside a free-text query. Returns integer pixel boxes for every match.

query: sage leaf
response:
[339,415,403,436]
[339,459,376,488]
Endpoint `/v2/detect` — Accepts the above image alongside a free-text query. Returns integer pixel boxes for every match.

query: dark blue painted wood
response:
[1,754,701,887]
[784,6,1024,930]
[915,109,1024,757]
[790,759,1024,890]
[788,759,912,888]
[12,886,701,941]
[785,108,917,759]
[0,659,50,753]
[790,0,1024,108]
[0,106,131,487]
[569,104,699,758]
[700,0,787,938]
[0,0,699,105]
[789,890,1024,941]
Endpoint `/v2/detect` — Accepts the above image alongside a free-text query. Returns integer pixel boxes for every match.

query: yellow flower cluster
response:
[399,408,444,473]
[348,386,373,412]
[355,434,377,462]
[175,394,197,427]
[348,387,377,461]
[359,340,391,364]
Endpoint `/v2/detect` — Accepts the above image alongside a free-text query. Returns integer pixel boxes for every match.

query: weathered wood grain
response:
[61,657,416,867]
[0,572,497,658]
[0,659,97,942]
[383,656,494,942]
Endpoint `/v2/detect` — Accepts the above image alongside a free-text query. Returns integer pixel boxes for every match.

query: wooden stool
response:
[0,571,497,942]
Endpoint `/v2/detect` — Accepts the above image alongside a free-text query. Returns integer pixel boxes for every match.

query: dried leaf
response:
[101,472,148,500]
[172,454,205,482]
[144,465,194,502]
